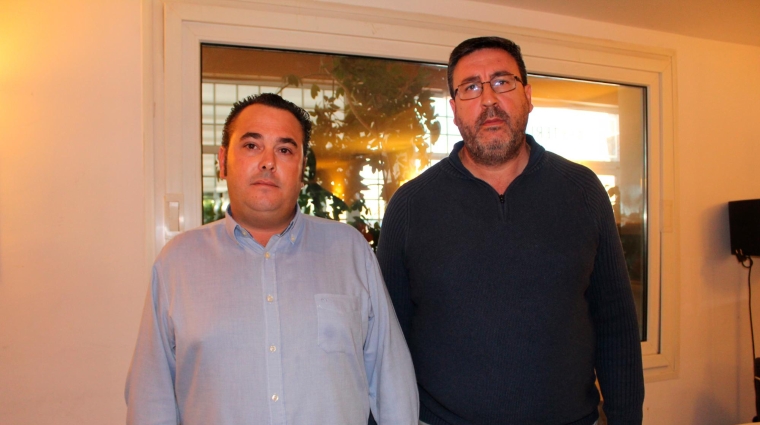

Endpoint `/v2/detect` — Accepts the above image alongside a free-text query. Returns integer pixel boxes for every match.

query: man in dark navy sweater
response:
[377,37,644,425]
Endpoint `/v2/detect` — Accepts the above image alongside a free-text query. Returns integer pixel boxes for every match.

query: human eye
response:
[243,142,258,150]
[461,82,481,94]
[491,78,510,88]
[278,146,293,155]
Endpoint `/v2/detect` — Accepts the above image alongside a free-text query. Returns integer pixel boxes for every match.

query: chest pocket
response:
[315,294,361,354]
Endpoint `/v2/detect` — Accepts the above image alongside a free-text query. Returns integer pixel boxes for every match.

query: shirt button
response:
[290,235,295,242]
[265,252,270,259]
[271,394,279,402]
[269,345,276,352]
[266,295,274,303]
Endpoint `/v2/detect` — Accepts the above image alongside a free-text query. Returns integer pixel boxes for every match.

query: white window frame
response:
[145,0,679,381]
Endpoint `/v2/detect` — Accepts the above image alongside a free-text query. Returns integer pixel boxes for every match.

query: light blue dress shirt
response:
[126,210,418,425]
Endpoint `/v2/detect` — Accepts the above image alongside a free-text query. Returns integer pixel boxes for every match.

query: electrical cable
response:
[741,253,759,423]
[745,255,756,360]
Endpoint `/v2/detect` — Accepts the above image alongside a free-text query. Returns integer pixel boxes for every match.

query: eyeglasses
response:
[454,75,523,100]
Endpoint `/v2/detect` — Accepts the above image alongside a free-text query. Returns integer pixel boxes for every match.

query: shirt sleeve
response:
[125,265,180,425]
[362,244,419,425]
[586,181,645,425]
[375,190,413,340]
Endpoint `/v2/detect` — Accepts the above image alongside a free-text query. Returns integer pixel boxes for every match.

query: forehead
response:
[452,48,520,84]
[232,104,304,146]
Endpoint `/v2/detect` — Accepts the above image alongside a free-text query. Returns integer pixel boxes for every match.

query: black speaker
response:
[729,199,760,257]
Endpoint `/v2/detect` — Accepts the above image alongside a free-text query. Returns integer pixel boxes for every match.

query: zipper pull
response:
[499,194,505,204]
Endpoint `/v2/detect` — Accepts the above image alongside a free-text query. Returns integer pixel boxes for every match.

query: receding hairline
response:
[447,36,528,98]
[450,48,523,86]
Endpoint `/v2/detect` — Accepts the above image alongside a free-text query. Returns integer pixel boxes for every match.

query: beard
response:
[458,105,527,166]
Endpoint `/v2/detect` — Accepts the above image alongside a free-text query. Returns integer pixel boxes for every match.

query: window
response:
[529,76,648,339]
[153,1,677,380]
[200,45,648,339]
[199,46,450,228]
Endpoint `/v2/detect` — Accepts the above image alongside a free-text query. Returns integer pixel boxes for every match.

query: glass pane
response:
[200,45,647,340]
[202,177,216,193]
[259,86,280,95]
[215,105,230,124]
[201,150,226,224]
[202,83,215,103]
[202,153,216,178]
[529,75,647,339]
[202,124,215,146]
[529,108,619,161]
[238,85,258,100]
[215,125,223,146]
[201,44,447,231]
[280,87,303,105]
[201,105,214,124]
[302,89,319,109]
[215,84,237,104]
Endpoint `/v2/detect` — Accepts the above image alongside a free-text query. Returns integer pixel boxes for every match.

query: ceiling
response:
[473,0,760,47]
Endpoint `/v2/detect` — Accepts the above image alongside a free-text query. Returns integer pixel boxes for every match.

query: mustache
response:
[476,106,510,127]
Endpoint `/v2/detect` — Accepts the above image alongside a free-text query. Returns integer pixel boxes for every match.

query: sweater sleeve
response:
[376,188,413,340]
[585,179,645,425]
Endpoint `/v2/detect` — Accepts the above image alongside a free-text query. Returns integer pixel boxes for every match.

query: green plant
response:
[202,197,225,224]
[288,56,441,249]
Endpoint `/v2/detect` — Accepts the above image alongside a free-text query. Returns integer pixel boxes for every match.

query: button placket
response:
[262,246,285,423]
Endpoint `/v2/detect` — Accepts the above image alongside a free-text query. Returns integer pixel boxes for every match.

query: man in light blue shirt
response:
[126,93,418,425]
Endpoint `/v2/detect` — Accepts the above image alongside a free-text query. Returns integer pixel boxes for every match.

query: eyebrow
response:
[240,132,299,148]
[458,71,515,85]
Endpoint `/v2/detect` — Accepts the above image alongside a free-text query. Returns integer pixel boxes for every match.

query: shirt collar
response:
[223,205,304,249]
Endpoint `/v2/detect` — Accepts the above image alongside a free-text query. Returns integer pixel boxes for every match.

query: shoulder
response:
[388,160,449,206]
[299,214,377,268]
[540,152,613,227]
[543,151,599,183]
[543,152,607,197]
[156,219,229,264]
[300,213,367,244]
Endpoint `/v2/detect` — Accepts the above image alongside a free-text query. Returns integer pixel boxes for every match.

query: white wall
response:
[1,0,759,424]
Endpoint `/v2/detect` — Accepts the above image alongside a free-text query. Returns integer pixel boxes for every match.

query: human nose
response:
[479,81,498,106]
[260,148,276,171]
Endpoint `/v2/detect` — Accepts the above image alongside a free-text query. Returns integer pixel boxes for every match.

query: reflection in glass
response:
[201,45,447,233]
[200,45,647,340]
[529,76,647,338]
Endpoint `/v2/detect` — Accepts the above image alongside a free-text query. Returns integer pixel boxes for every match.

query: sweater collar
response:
[448,134,545,179]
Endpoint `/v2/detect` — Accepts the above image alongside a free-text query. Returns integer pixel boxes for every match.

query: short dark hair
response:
[221,92,312,156]
[447,36,528,98]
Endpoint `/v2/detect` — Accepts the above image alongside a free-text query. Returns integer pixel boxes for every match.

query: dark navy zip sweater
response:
[377,136,644,425]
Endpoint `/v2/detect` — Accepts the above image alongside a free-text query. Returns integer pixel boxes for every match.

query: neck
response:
[231,208,295,247]
[459,142,531,195]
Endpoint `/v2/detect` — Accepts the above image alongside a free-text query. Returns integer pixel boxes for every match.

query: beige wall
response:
[648,39,760,424]
[1,0,759,424]
[0,0,145,423]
